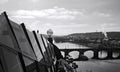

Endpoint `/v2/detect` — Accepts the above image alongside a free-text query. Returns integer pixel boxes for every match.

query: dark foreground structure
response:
[0,12,120,72]
[0,12,56,72]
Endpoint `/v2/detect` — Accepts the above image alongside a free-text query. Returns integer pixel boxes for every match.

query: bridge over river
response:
[55,42,120,72]
[60,48,120,61]
[55,42,120,61]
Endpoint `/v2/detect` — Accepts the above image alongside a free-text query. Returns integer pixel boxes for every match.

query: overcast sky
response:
[0,0,120,35]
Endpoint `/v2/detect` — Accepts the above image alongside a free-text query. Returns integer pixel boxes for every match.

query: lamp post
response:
[47,29,54,44]
[47,29,53,38]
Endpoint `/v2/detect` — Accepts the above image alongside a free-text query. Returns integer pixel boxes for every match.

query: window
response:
[27,31,43,62]
[0,60,4,72]
[0,47,4,72]
[0,12,18,50]
[36,34,50,63]
[41,35,53,64]
[2,48,23,72]
[10,20,36,60]
[23,57,37,72]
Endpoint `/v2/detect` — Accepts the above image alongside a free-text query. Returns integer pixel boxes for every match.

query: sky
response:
[0,0,120,35]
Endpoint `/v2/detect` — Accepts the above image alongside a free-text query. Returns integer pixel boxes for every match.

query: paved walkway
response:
[76,60,120,72]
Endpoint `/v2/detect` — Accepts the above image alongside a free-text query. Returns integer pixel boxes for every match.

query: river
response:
[54,42,120,72]
[55,42,89,49]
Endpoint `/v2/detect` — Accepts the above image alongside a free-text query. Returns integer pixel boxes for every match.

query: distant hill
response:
[68,32,120,40]
[54,32,120,43]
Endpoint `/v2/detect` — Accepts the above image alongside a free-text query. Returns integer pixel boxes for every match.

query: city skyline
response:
[0,0,120,35]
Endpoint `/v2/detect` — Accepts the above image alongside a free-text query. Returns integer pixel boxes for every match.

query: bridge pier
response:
[92,50,99,59]
[64,49,69,58]
[106,49,113,59]
[79,50,84,56]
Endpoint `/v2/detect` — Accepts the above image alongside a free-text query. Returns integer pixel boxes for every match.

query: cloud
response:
[12,15,35,19]
[95,12,111,17]
[0,0,8,4]
[30,0,39,2]
[11,6,83,20]
[100,23,119,32]
[44,23,89,28]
